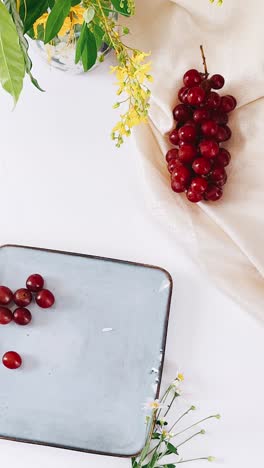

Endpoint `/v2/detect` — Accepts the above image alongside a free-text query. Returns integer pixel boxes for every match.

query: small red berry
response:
[173,104,192,122]
[26,274,44,292]
[178,124,197,143]
[199,139,219,159]
[204,185,223,201]
[193,109,210,124]
[169,129,180,146]
[210,167,227,186]
[219,95,237,113]
[2,351,22,369]
[13,308,32,326]
[178,144,197,163]
[187,86,206,106]
[204,91,221,110]
[178,86,189,104]
[171,165,192,188]
[191,177,208,194]
[201,120,218,137]
[0,307,13,325]
[14,288,32,307]
[183,69,202,87]
[171,179,185,193]
[168,159,181,173]
[192,157,212,175]
[36,289,55,309]
[216,125,232,142]
[166,148,179,163]
[0,286,13,306]
[214,148,231,167]
[210,74,225,90]
[211,110,228,125]
[186,189,203,203]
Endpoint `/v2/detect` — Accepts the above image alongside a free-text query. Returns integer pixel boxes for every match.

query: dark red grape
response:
[13,308,32,326]
[171,165,191,188]
[166,148,179,163]
[193,109,210,124]
[0,307,13,325]
[211,110,228,125]
[0,286,13,306]
[178,144,197,163]
[36,289,55,308]
[178,86,189,104]
[2,351,22,369]
[204,91,221,110]
[191,177,208,194]
[168,159,181,173]
[210,167,227,187]
[199,139,219,159]
[192,157,212,175]
[214,148,231,167]
[169,129,180,145]
[204,185,223,201]
[171,179,186,193]
[186,189,203,203]
[216,125,232,142]
[173,104,192,122]
[187,86,206,106]
[14,288,32,307]
[210,74,225,90]
[178,124,197,143]
[26,274,44,292]
[219,95,237,113]
[183,69,202,87]
[201,120,218,137]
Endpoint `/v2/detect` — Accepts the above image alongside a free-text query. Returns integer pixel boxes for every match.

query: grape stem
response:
[200,45,209,78]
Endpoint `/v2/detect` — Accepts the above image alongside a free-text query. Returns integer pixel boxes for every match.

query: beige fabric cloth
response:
[125,0,264,321]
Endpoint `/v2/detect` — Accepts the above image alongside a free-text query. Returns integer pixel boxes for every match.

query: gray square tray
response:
[0,245,172,457]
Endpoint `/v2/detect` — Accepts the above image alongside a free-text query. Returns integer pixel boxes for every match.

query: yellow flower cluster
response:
[111,51,153,147]
[33,6,85,39]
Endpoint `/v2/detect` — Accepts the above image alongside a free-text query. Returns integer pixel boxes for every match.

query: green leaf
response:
[0,2,25,103]
[165,443,178,455]
[149,452,159,468]
[19,0,48,33]
[162,465,175,468]
[152,433,161,440]
[75,21,86,64]
[111,0,132,16]
[92,23,104,49]
[44,0,71,44]
[71,0,81,5]
[81,26,97,72]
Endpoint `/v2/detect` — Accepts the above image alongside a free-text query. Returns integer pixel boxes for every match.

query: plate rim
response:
[0,243,173,458]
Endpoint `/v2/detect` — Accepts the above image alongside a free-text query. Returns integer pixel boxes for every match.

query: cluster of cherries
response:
[167,55,237,202]
[0,274,55,370]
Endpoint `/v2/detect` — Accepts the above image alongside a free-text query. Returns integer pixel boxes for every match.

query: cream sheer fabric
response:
[125,0,264,321]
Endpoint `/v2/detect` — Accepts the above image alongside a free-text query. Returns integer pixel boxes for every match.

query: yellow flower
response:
[33,6,85,39]
[178,373,184,381]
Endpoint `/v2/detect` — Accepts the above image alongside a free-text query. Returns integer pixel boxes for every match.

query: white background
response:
[0,47,263,468]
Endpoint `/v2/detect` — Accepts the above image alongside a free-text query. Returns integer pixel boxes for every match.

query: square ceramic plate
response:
[0,245,172,457]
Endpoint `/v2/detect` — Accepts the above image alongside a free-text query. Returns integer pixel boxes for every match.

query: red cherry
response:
[36,289,55,308]
[173,104,192,122]
[168,159,181,173]
[193,109,210,124]
[2,351,22,369]
[178,125,197,143]
[171,165,191,187]
[13,308,32,326]
[184,120,197,128]
[219,95,237,113]
[191,177,208,194]
[166,148,179,163]
[216,125,232,142]
[169,129,180,145]
[178,144,197,163]
[186,189,203,203]
[214,148,231,167]
[201,120,218,137]
[200,79,212,93]
[204,91,221,110]
[192,157,212,175]
[0,286,13,306]
[183,69,202,87]
[178,86,189,104]
[0,307,13,325]
[171,179,185,193]
[204,185,223,201]
[14,288,32,307]
[26,274,44,292]
[211,110,228,125]
[210,74,225,90]
[199,139,219,159]
[187,86,206,106]
[210,167,227,187]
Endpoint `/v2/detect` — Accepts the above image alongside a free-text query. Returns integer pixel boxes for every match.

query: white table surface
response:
[0,47,263,468]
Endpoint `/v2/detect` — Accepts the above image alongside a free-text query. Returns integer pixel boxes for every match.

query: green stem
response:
[163,393,177,417]
[168,406,194,433]
[172,415,218,439]
[175,457,209,464]
[176,430,204,448]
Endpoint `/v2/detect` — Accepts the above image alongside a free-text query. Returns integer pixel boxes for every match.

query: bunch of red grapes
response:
[0,274,55,370]
[166,49,236,203]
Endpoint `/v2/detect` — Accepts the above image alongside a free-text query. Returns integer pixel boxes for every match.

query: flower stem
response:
[172,415,218,439]
[176,430,204,448]
[200,45,209,78]
[168,406,195,433]
[175,457,210,463]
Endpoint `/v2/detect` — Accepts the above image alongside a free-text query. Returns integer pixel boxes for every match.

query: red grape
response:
[204,91,221,110]
[211,110,228,125]
[183,69,202,87]
[166,148,179,163]
[178,86,189,104]
[26,274,44,292]
[0,307,13,325]
[187,86,206,106]
[214,148,231,167]
[199,139,219,159]
[0,286,13,306]
[173,104,192,122]
[36,289,55,308]
[210,74,225,90]
[193,109,210,124]
[169,129,180,145]
[219,95,237,113]
[178,124,197,143]
[216,125,232,142]
[171,179,186,193]
[171,165,191,187]
[191,177,208,194]
[186,189,203,203]
[192,157,212,175]
[13,308,32,326]
[204,185,223,201]
[2,351,22,369]
[210,167,227,186]
[168,159,181,173]
[201,120,218,137]
[178,144,197,163]
[14,288,32,307]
